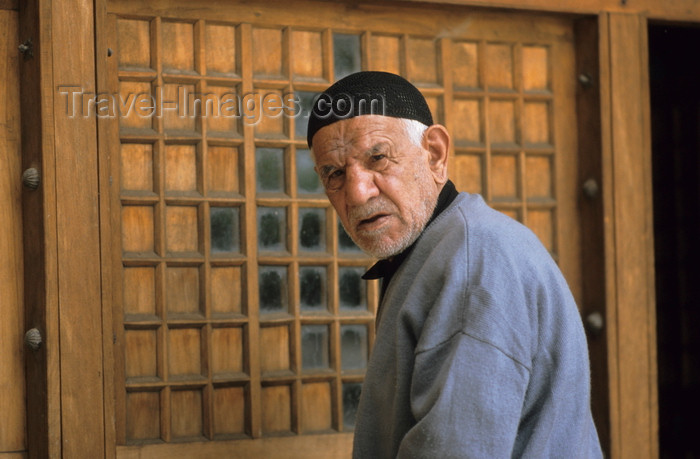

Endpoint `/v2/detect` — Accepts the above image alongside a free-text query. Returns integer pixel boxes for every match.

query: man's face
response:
[311,115,442,258]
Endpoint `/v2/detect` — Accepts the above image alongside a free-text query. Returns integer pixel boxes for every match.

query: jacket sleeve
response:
[397,331,531,459]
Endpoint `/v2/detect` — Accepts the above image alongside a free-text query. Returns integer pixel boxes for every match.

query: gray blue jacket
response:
[353,193,602,458]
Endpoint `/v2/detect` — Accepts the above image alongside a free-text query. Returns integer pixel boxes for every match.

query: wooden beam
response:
[18,0,61,455]
[599,12,658,459]
[0,0,18,10]
[400,0,700,22]
[21,0,105,456]
[117,433,354,459]
[0,8,26,456]
[50,0,105,455]
[94,0,117,456]
[574,16,611,457]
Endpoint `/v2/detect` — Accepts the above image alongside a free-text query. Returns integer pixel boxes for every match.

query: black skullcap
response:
[306,71,433,147]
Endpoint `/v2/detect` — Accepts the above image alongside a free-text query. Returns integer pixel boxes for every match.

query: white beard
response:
[343,178,437,259]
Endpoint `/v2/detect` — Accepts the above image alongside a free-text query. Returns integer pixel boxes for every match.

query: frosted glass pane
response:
[295,91,318,140]
[258,207,286,251]
[301,325,329,370]
[299,208,326,252]
[299,266,327,311]
[338,221,361,253]
[333,34,361,81]
[342,383,362,430]
[259,266,288,314]
[296,149,322,194]
[256,148,285,193]
[341,325,367,370]
[339,267,366,310]
[210,207,240,253]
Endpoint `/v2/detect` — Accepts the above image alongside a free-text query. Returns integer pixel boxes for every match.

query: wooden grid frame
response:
[112,16,381,444]
[449,40,560,258]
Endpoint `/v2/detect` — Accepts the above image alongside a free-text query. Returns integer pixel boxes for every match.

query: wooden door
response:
[0,7,26,459]
[98,1,585,456]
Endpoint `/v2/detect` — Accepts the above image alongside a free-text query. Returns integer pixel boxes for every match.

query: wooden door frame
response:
[573,14,658,458]
[19,0,106,457]
[599,13,658,459]
[19,0,662,458]
[1,3,27,456]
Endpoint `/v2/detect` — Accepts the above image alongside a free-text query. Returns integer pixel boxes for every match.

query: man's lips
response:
[356,213,390,230]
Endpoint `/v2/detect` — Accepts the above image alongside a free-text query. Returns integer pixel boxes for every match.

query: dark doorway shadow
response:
[649,23,700,459]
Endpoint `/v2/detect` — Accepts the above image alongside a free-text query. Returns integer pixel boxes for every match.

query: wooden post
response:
[599,12,658,459]
[20,0,105,456]
[19,0,61,455]
[51,0,105,454]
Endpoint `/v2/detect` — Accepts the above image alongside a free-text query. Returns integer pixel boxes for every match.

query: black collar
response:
[362,181,459,291]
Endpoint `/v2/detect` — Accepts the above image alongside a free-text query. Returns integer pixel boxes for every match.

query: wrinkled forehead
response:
[311,115,405,158]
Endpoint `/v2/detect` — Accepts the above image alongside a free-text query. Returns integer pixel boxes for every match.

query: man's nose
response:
[344,165,379,206]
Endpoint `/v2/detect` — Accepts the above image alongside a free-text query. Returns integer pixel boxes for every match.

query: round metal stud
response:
[22,168,40,190]
[25,328,43,351]
[585,312,604,336]
[582,178,599,199]
[578,73,593,87]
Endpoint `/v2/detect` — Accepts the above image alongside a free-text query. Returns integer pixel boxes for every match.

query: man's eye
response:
[325,170,344,190]
[329,170,343,180]
[368,153,389,170]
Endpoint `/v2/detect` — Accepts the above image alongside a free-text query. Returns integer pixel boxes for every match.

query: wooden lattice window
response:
[105,3,578,452]
[114,18,380,444]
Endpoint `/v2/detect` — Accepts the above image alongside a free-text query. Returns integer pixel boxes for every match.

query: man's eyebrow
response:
[315,141,389,178]
[318,164,337,178]
[365,142,389,156]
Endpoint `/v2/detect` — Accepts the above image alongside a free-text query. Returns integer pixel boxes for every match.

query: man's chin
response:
[353,234,415,260]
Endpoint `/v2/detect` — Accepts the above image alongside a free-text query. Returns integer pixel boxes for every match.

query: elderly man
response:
[307,71,602,458]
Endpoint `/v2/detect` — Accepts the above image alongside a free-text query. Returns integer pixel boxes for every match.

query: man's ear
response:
[423,124,450,185]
